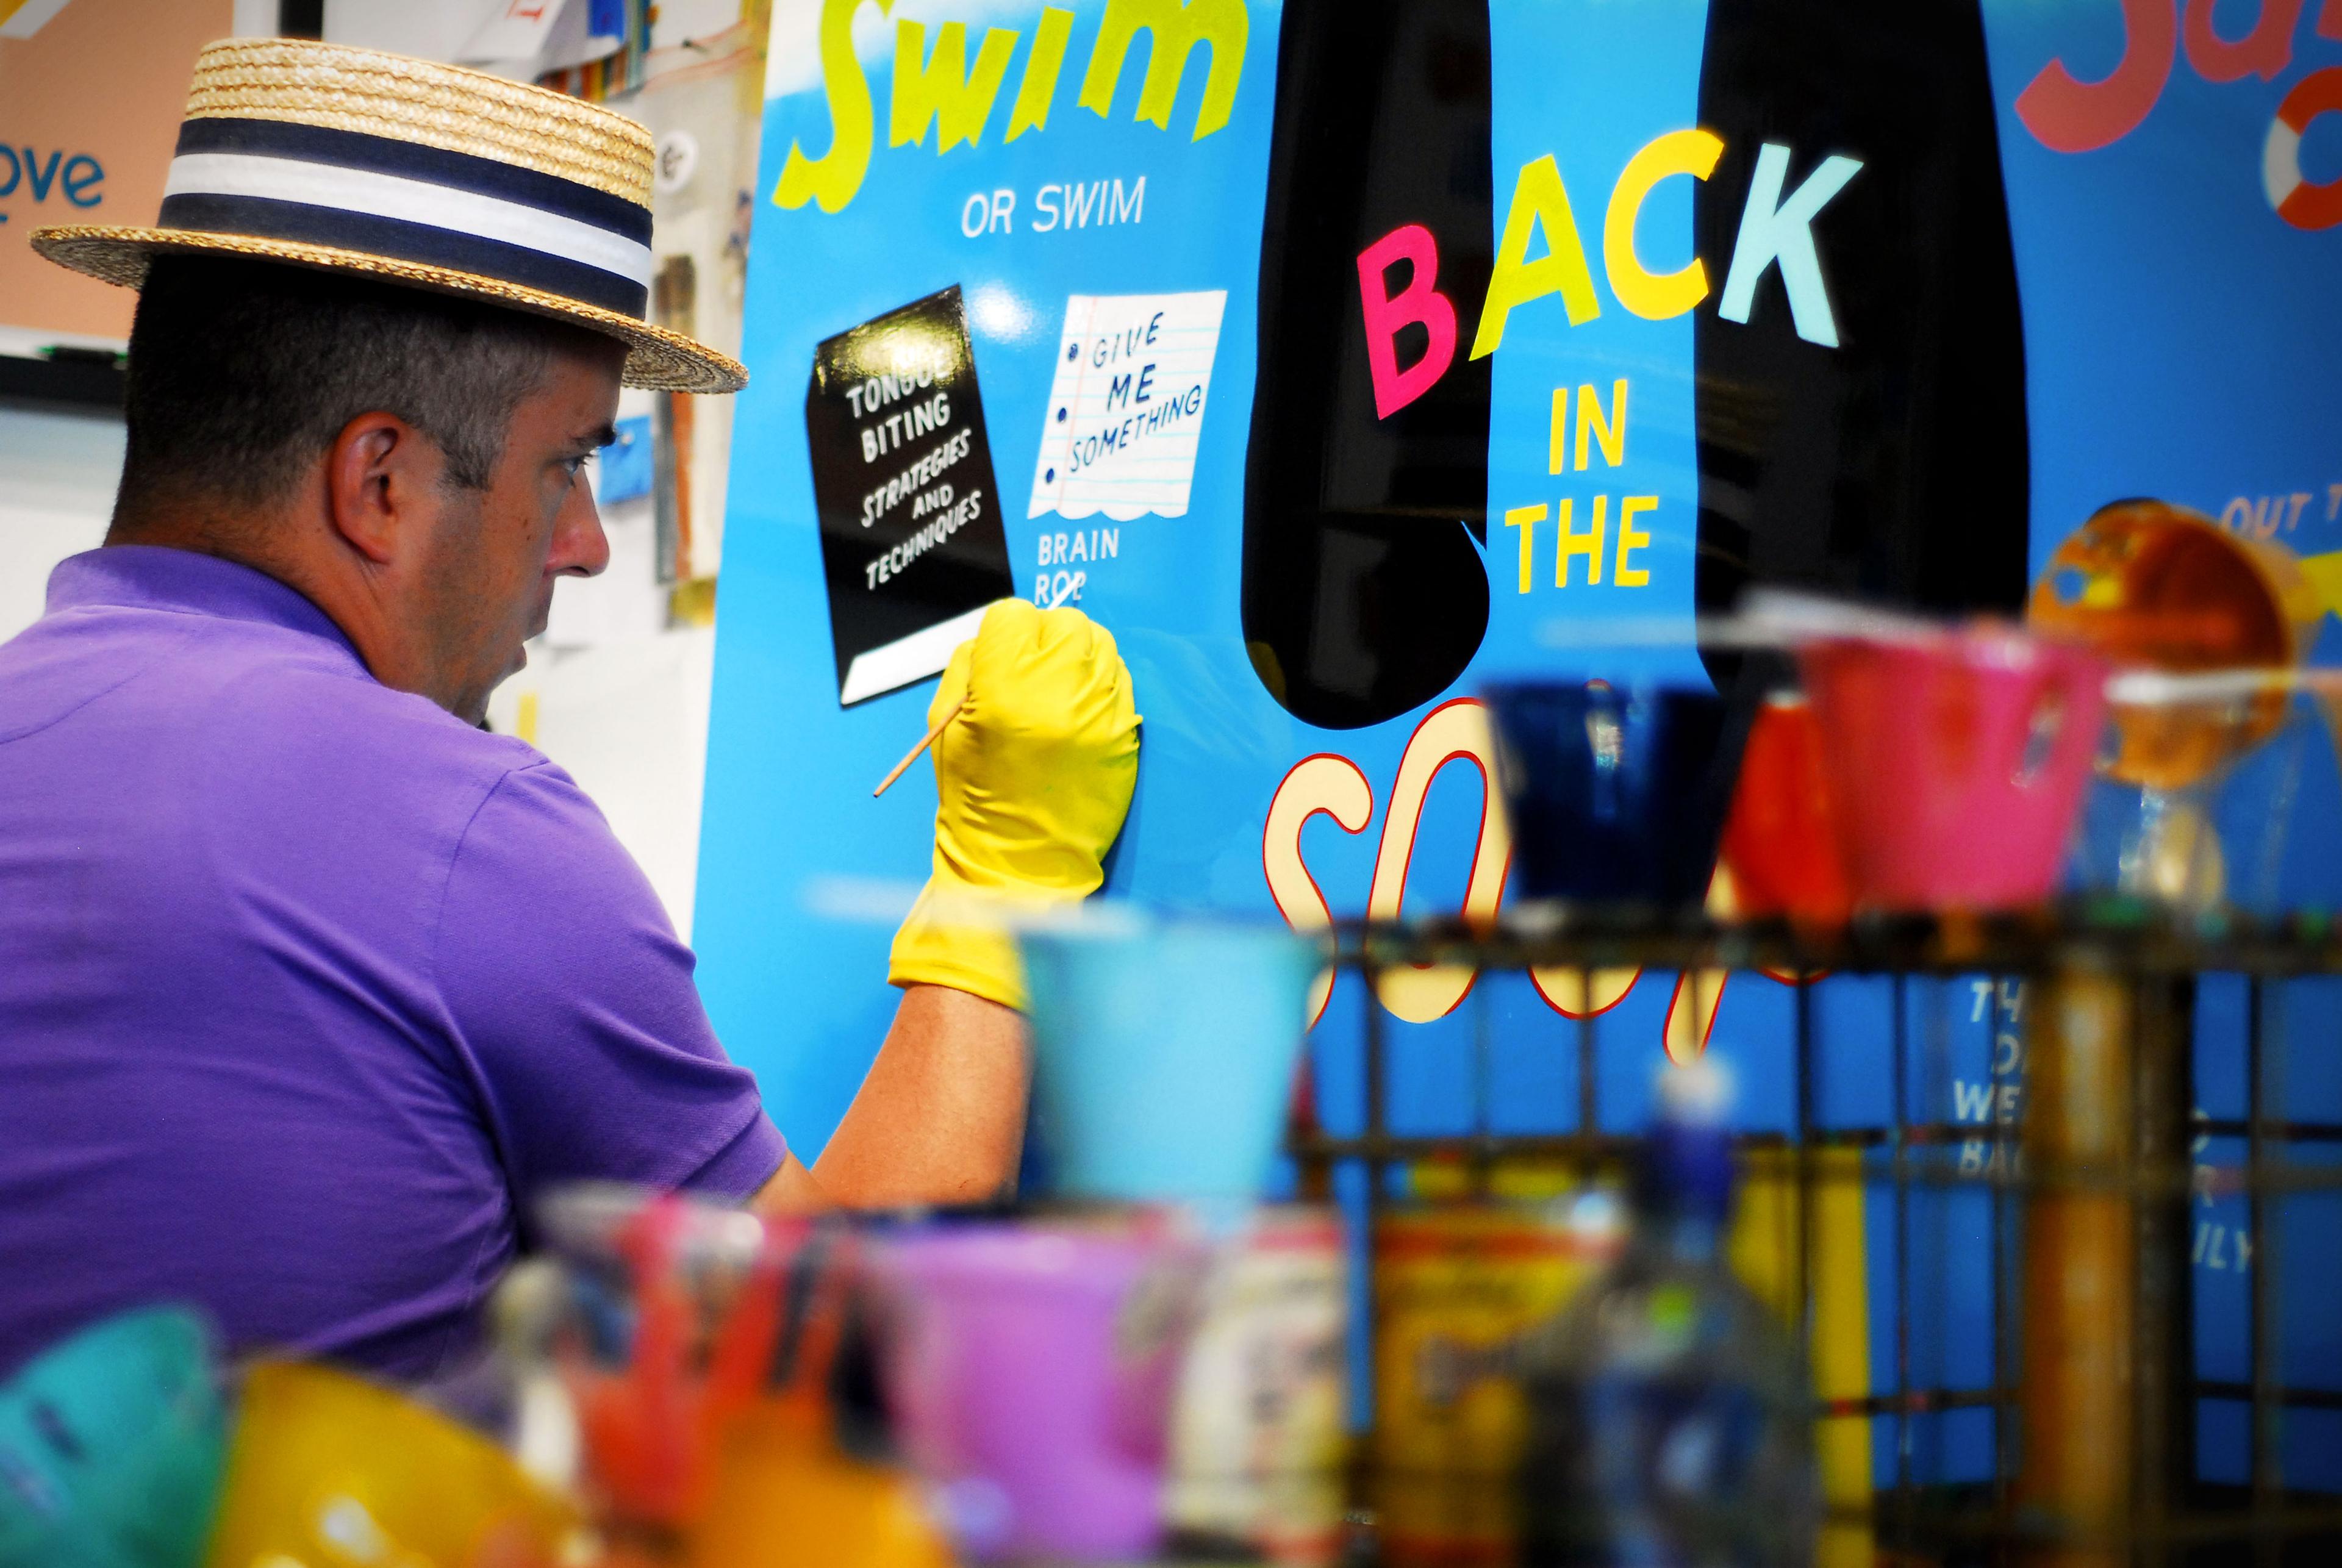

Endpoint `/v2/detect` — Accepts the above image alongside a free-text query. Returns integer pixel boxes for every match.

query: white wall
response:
[0,403,121,640]
[499,621,717,943]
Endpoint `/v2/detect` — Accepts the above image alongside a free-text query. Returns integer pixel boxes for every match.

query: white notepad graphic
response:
[1028,291,1227,522]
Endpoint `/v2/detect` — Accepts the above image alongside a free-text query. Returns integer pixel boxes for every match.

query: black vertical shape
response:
[1692,0,2032,691]
[1243,0,1495,731]
[278,0,324,40]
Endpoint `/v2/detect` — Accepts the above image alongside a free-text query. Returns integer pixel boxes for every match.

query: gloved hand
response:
[889,599,1141,1009]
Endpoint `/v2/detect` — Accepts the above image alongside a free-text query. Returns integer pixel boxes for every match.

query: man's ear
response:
[323,411,433,567]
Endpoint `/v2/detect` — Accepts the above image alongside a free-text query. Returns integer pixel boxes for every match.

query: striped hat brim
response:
[31,223,745,394]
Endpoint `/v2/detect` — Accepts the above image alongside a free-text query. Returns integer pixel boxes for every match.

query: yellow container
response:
[204,1361,579,1568]
[1372,1206,1608,1568]
[682,1402,953,1568]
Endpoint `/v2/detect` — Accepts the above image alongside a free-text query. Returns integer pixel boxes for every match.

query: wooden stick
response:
[872,700,965,798]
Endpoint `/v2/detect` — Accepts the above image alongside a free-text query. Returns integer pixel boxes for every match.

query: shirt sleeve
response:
[431,760,787,1205]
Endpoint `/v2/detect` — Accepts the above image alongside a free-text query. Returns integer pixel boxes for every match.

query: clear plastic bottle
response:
[1514,1064,1818,1567]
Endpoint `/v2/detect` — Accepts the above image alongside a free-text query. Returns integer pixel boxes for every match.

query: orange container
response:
[2030,499,2321,789]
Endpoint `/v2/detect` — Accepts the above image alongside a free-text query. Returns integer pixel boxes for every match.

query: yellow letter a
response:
[1470,154,1600,360]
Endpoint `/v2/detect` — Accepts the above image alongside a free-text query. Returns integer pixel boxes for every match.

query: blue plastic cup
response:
[0,1306,227,1568]
[1019,915,1319,1208]
[1482,680,1744,910]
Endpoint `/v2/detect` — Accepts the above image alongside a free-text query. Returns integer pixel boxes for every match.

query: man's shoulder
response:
[4,594,553,829]
[171,639,626,951]
[449,752,642,908]
[187,617,546,792]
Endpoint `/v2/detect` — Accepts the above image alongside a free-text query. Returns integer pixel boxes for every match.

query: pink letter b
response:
[1356,224,1459,420]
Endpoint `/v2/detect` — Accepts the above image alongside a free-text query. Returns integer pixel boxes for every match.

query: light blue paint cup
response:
[0,1306,227,1568]
[1020,914,1319,1208]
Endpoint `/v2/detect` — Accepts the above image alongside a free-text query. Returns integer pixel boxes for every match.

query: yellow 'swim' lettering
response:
[1078,0,1248,142]
[778,0,1249,215]
[773,0,883,214]
[892,19,1020,152]
[1008,8,1076,142]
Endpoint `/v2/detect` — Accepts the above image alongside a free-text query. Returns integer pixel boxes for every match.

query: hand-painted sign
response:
[703,0,2342,1496]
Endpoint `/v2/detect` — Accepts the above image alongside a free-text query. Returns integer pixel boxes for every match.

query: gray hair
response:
[115,255,599,518]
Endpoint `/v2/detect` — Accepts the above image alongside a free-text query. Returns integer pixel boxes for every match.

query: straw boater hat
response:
[30,37,745,394]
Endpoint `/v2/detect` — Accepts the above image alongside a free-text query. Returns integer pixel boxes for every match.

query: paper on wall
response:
[1027,290,1227,523]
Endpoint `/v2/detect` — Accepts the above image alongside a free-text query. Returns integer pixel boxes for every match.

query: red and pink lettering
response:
[2015,0,2177,153]
[2183,0,2302,84]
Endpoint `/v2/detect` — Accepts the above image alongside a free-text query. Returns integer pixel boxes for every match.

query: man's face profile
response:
[415,335,627,725]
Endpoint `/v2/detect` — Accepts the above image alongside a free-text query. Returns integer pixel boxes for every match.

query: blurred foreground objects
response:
[530,1187,945,1568]
[872,1211,1206,1564]
[1796,621,2106,914]
[1371,1203,1617,1567]
[202,1359,578,1568]
[2076,673,2325,916]
[1514,1065,1817,1567]
[0,1307,223,1568]
[1166,1208,1348,1566]
[1020,914,1317,1209]
[1482,681,1742,915]
[2030,499,2317,693]
[2033,500,2332,918]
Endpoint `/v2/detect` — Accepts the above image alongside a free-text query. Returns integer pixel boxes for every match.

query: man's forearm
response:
[757,601,1128,1216]
[800,983,1030,1209]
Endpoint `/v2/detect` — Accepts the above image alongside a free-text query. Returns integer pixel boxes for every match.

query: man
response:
[0,40,1137,1380]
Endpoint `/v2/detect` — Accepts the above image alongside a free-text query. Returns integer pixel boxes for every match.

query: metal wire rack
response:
[1285,906,2342,1566]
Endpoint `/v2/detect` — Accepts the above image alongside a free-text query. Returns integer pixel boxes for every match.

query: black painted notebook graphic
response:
[808,285,1015,707]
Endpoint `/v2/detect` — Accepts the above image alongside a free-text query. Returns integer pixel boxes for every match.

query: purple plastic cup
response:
[872,1219,1205,1563]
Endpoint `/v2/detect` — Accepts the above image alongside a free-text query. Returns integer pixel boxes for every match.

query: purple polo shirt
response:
[0,547,786,1381]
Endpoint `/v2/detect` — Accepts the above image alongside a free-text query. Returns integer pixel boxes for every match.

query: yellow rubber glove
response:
[889,599,1141,1010]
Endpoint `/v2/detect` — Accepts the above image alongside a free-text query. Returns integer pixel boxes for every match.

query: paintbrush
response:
[872,699,965,798]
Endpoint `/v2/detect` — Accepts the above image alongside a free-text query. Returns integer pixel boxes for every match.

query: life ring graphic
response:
[2265,66,2342,232]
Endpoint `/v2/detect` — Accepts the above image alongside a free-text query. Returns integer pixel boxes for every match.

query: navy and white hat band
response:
[159,117,654,318]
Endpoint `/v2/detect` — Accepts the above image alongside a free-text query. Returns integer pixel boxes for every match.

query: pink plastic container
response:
[1797,628,2107,912]
[871,1218,1206,1564]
